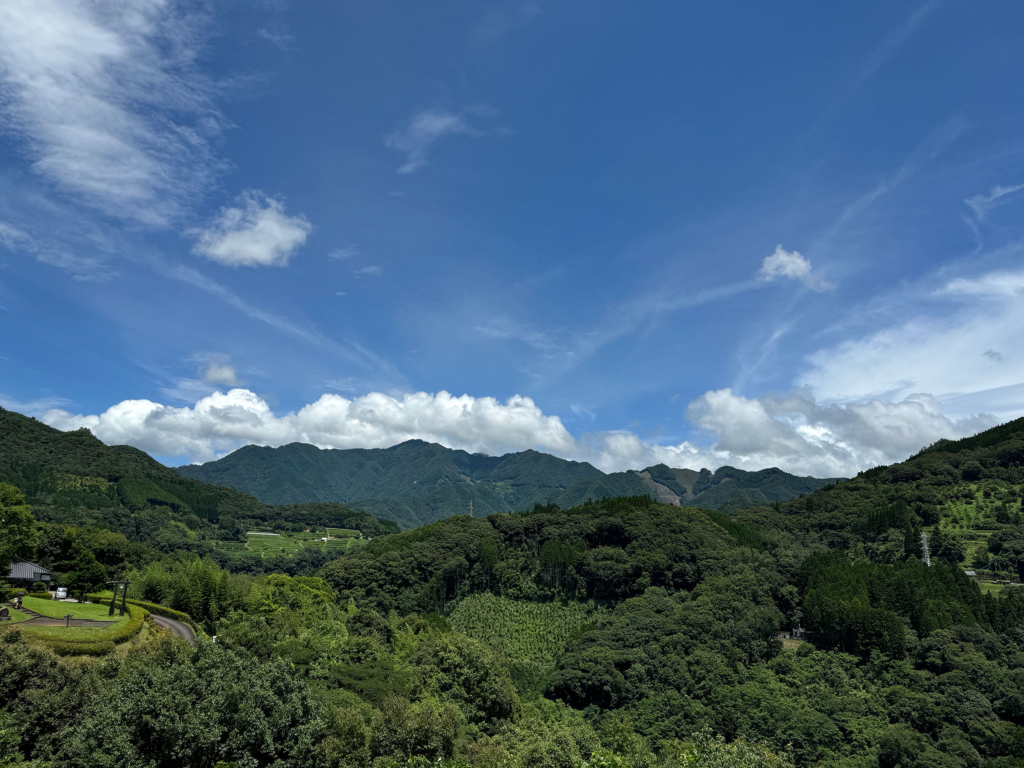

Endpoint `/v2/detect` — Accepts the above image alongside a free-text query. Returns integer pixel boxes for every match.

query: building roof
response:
[7,560,54,580]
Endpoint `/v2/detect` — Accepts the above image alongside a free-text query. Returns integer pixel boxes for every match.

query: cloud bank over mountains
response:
[41,386,993,477]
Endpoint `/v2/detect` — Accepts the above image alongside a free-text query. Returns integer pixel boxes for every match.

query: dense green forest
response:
[176,439,839,528]
[4,408,1024,768]
[0,407,397,574]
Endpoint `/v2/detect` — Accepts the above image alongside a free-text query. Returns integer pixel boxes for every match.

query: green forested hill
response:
[0,407,397,552]
[177,440,837,528]
[735,415,1024,578]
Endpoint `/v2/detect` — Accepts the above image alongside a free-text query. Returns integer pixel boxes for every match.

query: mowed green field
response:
[212,528,365,560]
[20,596,128,623]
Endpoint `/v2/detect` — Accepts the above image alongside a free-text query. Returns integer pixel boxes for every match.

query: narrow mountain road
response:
[151,615,197,645]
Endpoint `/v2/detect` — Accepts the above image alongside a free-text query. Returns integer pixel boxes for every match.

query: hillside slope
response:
[0,407,397,549]
[737,415,1024,579]
[177,440,836,528]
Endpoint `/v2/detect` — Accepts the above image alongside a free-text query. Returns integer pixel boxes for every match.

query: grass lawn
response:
[21,596,128,623]
[978,581,1005,596]
[2,607,31,623]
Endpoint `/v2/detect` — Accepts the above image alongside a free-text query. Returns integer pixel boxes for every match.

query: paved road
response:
[151,615,197,645]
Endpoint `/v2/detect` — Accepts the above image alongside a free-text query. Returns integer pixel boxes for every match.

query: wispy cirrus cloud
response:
[470,2,541,46]
[0,0,225,228]
[0,217,114,281]
[965,183,1024,221]
[857,0,944,86]
[385,110,479,174]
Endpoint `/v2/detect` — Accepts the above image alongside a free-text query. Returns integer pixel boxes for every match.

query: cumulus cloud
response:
[385,110,477,174]
[43,389,577,464]
[0,0,223,227]
[188,191,313,267]
[682,388,993,477]
[41,385,994,477]
[757,245,833,291]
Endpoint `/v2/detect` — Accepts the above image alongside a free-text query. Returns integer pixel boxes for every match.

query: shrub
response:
[87,594,198,631]
[36,604,149,656]
[48,640,117,656]
[31,581,48,592]
[27,592,52,600]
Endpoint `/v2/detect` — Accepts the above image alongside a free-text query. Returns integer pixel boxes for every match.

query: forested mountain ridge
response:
[635,463,841,510]
[0,406,398,552]
[177,439,838,528]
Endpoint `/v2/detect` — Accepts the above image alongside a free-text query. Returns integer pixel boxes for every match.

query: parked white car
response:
[55,587,68,600]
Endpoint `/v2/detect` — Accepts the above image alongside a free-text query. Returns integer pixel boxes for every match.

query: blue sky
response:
[1,0,1023,476]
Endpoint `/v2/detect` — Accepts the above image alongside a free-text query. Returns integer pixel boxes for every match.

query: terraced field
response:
[212,528,365,560]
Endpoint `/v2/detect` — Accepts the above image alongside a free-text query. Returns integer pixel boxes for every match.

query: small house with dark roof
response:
[7,560,54,587]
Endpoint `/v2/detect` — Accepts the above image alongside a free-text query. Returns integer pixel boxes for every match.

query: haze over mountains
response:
[177,440,841,529]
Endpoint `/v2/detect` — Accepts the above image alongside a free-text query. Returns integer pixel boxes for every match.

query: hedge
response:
[48,640,116,657]
[26,592,52,600]
[87,594,199,632]
[42,604,149,656]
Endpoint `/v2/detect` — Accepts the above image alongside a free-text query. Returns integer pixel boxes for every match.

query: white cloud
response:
[964,183,1024,220]
[202,362,238,387]
[188,191,313,268]
[40,384,994,477]
[354,266,382,277]
[681,388,993,477]
[757,245,833,291]
[43,389,577,464]
[0,0,223,227]
[328,246,358,261]
[800,266,1024,415]
[385,110,476,174]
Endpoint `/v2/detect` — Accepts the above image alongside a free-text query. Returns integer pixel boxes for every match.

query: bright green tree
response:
[0,483,36,571]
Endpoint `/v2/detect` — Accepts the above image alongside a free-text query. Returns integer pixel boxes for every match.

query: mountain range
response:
[0,406,397,549]
[176,440,841,528]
